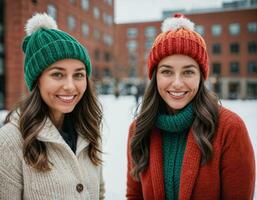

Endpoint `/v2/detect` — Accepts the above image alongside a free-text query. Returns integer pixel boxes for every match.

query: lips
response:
[56,95,76,103]
[169,91,186,96]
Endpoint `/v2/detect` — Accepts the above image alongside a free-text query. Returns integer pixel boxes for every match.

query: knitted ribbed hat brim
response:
[24,40,91,91]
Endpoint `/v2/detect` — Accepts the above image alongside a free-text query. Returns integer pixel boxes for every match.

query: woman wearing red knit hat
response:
[126,13,255,200]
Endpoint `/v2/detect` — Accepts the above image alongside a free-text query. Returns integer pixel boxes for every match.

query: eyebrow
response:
[158,64,198,69]
[47,66,86,72]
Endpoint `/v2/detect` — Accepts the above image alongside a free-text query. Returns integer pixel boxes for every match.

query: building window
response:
[145,26,156,38]
[93,6,100,19]
[127,40,138,52]
[104,52,111,62]
[247,83,257,99]
[145,38,154,50]
[229,23,240,35]
[69,0,75,4]
[213,82,221,96]
[81,22,89,37]
[103,34,113,46]
[105,0,112,6]
[47,4,57,20]
[94,49,100,61]
[230,61,240,74]
[107,15,112,26]
[93,28,100,39]
[248,61,257,74]
[195,25,204,36]
[212,43,221,54]
[248,41,257,53]
[81,0,89,10]
[127,28,138,38]
[248,22,257,33]
[230,43,240,54]
[228,82,240,99]
[212,63,221,75]
[67,15,76,31]
[103,13,112,26]
[103,68,111,77]
[103,12,107,25]
[212,24,222,36]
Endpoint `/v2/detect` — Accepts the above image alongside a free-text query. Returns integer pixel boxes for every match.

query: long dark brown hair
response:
[5,76,103,172]
[130,69,219,180]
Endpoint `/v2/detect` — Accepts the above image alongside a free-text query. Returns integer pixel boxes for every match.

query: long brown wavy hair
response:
[130,69,220,180]
[5,76,103,172]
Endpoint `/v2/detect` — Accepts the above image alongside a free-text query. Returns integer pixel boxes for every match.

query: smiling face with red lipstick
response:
[38,59,87,127]
[156,54,201,114]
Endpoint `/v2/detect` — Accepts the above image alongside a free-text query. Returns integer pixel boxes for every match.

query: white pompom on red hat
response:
[161,13,195,32]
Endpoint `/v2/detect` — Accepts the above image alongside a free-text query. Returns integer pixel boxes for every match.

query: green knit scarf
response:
[155,103,195,200]
[155,103,194,132]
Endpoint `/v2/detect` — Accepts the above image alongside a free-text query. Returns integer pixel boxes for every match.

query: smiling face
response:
[156,54,201,114]
[38,59,87,125]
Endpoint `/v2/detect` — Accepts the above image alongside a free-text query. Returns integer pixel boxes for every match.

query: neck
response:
[155,103,194,132]
[50,112,65,130]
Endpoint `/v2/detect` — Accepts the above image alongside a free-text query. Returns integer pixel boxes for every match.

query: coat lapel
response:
[37,118,89,157]
[76,134,89,156]
[179,129,201,200]
[149,128,165,200]
[37,118,65,144]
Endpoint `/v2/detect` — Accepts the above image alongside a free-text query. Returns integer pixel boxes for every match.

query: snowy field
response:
[0,95,256,199]
[99,95,257,200]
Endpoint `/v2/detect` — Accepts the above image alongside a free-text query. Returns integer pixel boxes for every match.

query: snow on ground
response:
[100,96,257,200]
[0,96,256,199]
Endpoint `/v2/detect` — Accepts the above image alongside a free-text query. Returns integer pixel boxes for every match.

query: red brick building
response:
[1,1,257,110]
[114,6,257,99]
[1,0,114,109]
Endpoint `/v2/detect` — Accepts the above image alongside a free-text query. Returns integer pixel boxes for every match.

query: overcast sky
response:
[114,0,228,23]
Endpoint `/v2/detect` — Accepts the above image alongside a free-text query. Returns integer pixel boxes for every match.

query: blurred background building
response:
[0,0,257,110]
[1,0,114,109]
[115,0,257,100]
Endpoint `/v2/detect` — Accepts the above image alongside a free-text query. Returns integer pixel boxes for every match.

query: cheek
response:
[189,80,200,97]
[81,80,87,92]
[187,76,200,89]
[156,75,168,90]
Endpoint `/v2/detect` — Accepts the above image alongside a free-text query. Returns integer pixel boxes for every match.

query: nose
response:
[172,75,183,89]
[63,77,76,91]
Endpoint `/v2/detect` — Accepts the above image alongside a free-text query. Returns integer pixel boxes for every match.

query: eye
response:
[51,72,63,78]
[161,70,172,75]
[184,70,195,76]
[74,73,85,79]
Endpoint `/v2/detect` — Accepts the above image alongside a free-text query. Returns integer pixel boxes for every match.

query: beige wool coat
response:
[0,115,105,200]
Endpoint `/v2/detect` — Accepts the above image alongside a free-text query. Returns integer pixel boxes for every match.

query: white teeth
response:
[169,92,186,97]
[58,95,75,100]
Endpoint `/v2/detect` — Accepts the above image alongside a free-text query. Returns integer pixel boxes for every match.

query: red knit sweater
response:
[126,107,255,200]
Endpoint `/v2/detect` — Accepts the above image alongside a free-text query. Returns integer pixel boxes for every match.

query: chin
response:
[58,107,76,114]
[168,102,188,112]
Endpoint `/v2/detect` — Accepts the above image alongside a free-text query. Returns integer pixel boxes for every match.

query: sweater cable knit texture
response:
[0,115,105,200]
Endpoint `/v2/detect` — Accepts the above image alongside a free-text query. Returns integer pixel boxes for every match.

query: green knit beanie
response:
[22,13,91,91]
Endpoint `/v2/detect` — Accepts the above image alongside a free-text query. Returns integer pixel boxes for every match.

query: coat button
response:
[76,183,84,193]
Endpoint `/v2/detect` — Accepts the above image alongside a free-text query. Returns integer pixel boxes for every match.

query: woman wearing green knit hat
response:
[126,14,255,200]
[0,13,104,199]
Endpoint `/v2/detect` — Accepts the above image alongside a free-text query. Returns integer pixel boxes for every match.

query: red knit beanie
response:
[147,13,209,80]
